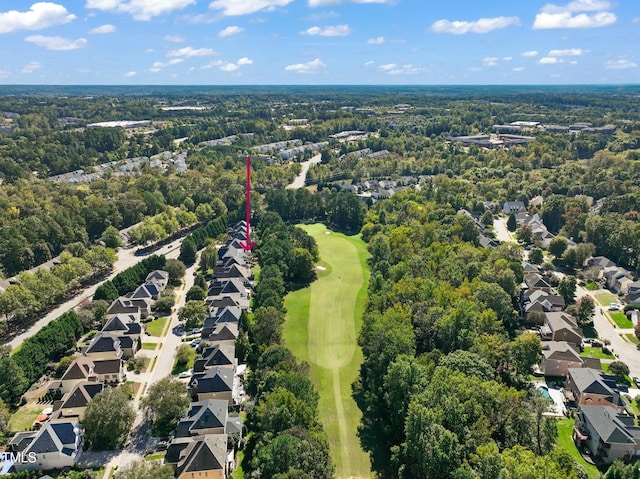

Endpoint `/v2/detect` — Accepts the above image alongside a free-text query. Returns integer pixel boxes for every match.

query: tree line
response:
[93,254,166,303]
[240,211,334,478]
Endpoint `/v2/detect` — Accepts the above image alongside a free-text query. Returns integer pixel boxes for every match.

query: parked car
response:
[178,370,192,379]
[189,339,201,347]
[633,377,640,388]
[609,302,620,311]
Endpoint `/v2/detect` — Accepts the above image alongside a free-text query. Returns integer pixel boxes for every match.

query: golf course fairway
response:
[284,223,371,479]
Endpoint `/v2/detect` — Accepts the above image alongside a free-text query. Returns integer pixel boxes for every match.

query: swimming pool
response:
[538,385,551,399]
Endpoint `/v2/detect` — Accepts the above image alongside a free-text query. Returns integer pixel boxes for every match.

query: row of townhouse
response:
[2,270,169,474]
[164,221,251,479]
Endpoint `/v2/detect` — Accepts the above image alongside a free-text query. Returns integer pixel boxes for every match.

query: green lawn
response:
[584,282,599,291]
[556,418,601,479]
[610,311,633,329]
[142,342,159,350]
[283,223,371,479]
[145,316,169,337]
[172,346,196,375]
[580,346,615,360]
[9,401,46,432]
[624,333,640,344]
[594,292,618,307]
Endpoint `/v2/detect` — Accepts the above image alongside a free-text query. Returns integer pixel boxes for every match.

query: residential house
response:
[174,399,231,437]
[193,345,236,373]
[203,323,239,346]
[541,312,583,346]
[50,382,104,421]
[202,306,241,339]
[189,367,234,405]
[574,405,640,464]
[541,341,599,377]
[503,201,526,214]
[165,434,228,479]
[588,256,616,271]
[145,270,170,291]
[105,298,141,319]
[84,333,124,360]
[566,368,626,412]
[524,290,566,315]
[625,281,640,304]
[7,420,83,472]
[206,279,250,311]
[524,273,553,293]
[53,357,126,394]
[127,282,161,302]
[603,266,634,293]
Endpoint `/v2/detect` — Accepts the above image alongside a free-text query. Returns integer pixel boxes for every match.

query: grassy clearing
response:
[580,346,615,360]
[283,223,371,479]
[610,311,633,329]
[145,316,168,336]
[594,292,618,307]
[556,418,601,479]
[9,402,45,432]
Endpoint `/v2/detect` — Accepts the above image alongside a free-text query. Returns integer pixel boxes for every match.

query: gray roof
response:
[580,405,640,444]
[175,434,227,476]
[191,367,234,393]
[175,400,228,438]
[569,368,623,406]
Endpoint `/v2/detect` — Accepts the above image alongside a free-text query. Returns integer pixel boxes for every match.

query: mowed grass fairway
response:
[284,223,371,479]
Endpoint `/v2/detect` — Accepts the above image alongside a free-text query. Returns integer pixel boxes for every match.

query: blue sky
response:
[0,0,638,85]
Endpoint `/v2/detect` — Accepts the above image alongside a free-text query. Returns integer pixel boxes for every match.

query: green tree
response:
[510,332,541,376]
[401,402,461,479]
[175,343,194,366]
[558,275,577,304]
[609,361,630,383]
[113,458,173,479]
[516,224,533,244]
[82,386,135,450]
[185,285,206,302]
[506,213,517,232]
[102,226,122,249]
[480,210,494,227]
[178,300,207,330]
[603,460,640,479]
[179,238,197,264]
[528,247,544,265]
[548,236,568,259]
[198,244,218,272]
[164,258,186,286]
[566,296,595,326]
[573,242,596,269]
[0,398,10,443]
[140,377,190,436]
[255,389,317,434]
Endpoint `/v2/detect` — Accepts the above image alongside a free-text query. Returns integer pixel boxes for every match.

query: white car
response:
[608,303,620,311]
[178,370,192,379]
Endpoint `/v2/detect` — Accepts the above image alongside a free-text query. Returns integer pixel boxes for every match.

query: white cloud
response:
[363,60,375,66]
[368,36,384,44]
[431,16,520,34]
[513,66,525,72]
[165,34,185,42]
[0,3,76,33]
[284,58,326,74]
[21,61,42,73]
[482,57,499,67]
[385,64,423,75]
[25,35,87,50]
[533,11,615,28]
[533,1,616,29]
[633,17,640,24]
[540,0,612,14]
[521,50,539,57]
[219,25,244,37]
[378,63,396,71]
[301,24,351,36]
[503,56,513,61]
[167,46,216,57]
[539,57,562,64]
[605,59,637,70]
[219,56,253,71]
[209,0,293,16]
[89,24,115,34]
[309,0,394,5]
[149,58,183,72]
[548,48,588,56]
[86,0,195,21]
[305,11,339,21]
[124,71,136,77]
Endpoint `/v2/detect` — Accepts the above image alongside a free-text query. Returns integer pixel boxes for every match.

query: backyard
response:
[283,224,371,479]
[556,418,601,479]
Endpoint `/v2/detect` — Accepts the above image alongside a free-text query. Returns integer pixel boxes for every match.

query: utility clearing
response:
[284,223,371,479]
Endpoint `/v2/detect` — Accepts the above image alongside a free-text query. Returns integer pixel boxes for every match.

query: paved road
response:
[493,216,515,243]
[287,153,322,189]
[5,239,185,351]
